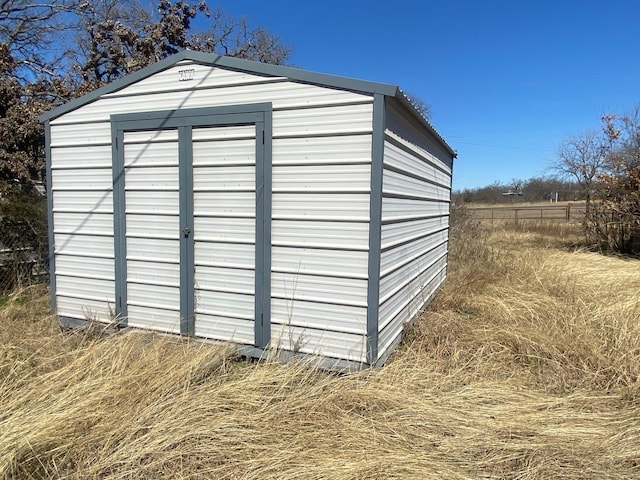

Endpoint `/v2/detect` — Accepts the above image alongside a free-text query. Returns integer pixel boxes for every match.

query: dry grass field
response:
[1,213,639,479]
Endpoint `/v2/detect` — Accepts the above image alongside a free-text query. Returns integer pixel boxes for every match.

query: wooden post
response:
[491,209,494,226]
[540,208,543,221]
[515,208,519,226]
[566,203,571,222]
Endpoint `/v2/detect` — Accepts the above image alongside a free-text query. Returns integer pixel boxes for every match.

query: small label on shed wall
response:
[178,69,195,81]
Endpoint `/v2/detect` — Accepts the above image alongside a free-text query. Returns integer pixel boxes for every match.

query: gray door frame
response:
[111,103,272,347]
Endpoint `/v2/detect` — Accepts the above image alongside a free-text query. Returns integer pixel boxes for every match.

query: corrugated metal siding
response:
[193,125,256,345]
[105,62,289,96]
[378,261,447,357]
[271,323,367,363]
[50,124,114,322]
[270,141,371,360]
[49,60,374,363]
[124,130,181,334]
[378,102,452,361]
[50,63,370,125]
[271,246,368,278]
[379,243,447,308]
[384,133,451,184]
[270,131,372,363]
[272,298,366,334]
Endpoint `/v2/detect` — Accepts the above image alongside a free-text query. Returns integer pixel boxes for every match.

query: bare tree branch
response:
[403,91,433,121]
[551,129,608,213]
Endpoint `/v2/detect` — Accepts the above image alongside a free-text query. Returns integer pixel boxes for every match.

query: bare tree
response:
[552,130,607,214]
[509,178,523,194]
[403,91,433,120]
[196,8,291,65]
[0,0,75,79]
[73,1,291,86]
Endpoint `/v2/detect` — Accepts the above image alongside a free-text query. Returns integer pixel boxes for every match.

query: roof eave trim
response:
[39,50,398,122]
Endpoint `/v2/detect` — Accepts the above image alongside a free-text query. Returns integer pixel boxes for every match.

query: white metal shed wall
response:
[377,99,453,361]
[48,60,374,363]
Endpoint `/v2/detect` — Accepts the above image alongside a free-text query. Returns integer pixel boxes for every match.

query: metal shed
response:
[39,51,455,369]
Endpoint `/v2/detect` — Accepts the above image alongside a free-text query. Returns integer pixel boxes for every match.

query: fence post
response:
[491,209,494,226]
[566,203,571,222]
[515,209,519,226]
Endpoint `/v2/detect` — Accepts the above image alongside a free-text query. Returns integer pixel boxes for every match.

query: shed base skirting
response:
[56,270,444,371]
[57,315,369,371]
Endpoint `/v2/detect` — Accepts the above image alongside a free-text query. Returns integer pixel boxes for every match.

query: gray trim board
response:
[58,316,125,334]
[253,120,266,347]
[445,136,455,284]
[44,121,56,313]
[59,316,90,329]
[179,125,195,335]
[259,109,272,347]
[111,126,127,325]
[111,102,272,125]
[366,93,386,365]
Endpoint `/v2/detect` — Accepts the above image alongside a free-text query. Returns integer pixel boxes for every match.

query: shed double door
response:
[112,108,270,347]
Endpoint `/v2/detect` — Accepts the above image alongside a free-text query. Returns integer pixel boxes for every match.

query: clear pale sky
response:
[208,0,640,190]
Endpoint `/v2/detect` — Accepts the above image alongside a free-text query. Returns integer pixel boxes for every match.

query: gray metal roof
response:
[39,50,456,157]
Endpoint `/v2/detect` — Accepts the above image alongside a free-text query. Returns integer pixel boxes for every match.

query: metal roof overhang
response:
[39,50,456,157]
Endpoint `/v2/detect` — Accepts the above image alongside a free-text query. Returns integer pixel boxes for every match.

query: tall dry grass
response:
[1,218,639,479]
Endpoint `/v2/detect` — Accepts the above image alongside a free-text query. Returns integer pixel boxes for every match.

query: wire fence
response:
[0,221,48,295]
[468,204,586,225]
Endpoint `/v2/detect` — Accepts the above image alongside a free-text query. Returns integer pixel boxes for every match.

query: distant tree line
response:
[453,177,586,204]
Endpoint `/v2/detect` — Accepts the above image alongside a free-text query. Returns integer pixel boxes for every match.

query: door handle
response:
[183,226,191,237]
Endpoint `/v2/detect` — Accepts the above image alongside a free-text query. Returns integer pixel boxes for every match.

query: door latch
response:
[183,226,191,237]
